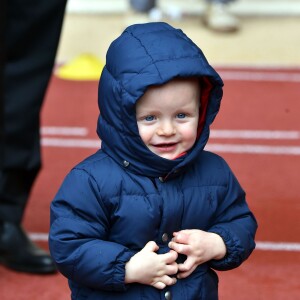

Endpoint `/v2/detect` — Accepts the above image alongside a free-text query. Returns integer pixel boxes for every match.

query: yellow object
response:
[56,53,105,81]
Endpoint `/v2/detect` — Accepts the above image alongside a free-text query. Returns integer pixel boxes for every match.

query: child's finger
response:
[153,281,166,290]
[178,257,194,272]
[165,262,178,275]
[172,232,190,244]
[143,241,159,252]
[177,261,197,279]
[168,241,190,255]
[161,275,177,287]
[162,249,178,263]
[153,275,177,290]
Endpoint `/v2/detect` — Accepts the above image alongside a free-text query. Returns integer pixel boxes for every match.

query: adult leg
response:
[0,0,67,274]
[204,0,239,32]
[0,0,5,167]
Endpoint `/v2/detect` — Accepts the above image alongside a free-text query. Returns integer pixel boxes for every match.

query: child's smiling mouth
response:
[151,143,178,152]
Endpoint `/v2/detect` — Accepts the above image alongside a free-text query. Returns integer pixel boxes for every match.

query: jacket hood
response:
[97,22,223,178]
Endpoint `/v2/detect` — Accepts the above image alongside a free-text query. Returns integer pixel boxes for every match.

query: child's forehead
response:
[142,77,201,96]
[136,77,201,111]
[144,77,200,97]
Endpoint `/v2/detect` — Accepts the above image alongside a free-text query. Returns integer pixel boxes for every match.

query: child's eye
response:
[177,113,186,119]
[145,115,155,121]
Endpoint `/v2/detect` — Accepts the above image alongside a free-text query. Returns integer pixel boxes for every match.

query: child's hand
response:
[125,241,178,289]
[168,230,226,279]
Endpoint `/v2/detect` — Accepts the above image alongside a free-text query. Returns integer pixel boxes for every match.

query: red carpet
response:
[1,67,299,299]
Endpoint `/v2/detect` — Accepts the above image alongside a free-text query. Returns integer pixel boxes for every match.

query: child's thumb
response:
[143,241,159,252]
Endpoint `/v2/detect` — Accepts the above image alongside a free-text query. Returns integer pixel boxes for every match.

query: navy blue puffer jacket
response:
[49,22,257,300]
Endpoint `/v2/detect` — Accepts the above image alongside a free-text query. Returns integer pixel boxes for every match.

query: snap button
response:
[162,233,169,243]
[165,290,172,300]
[158,176,164,182]
[123,160,130,167]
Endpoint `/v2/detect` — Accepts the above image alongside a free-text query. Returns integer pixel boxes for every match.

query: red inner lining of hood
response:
[197,77,213,139]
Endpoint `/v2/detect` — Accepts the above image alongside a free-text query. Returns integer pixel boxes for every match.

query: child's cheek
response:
[139,125,154,145]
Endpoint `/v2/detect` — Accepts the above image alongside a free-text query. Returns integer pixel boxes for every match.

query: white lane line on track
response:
[28,232,300,252]
[210,130,300,140]
[41,137,300,155]
[205,144,300,155]
[255,242,300,252]
[41,126,88,136]
[219,70,300,82]
[42,137,101,148]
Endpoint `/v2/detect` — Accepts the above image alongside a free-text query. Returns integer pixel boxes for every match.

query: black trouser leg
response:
[0,0,6,168]
[0,169,38,222]
[0,0,67,223]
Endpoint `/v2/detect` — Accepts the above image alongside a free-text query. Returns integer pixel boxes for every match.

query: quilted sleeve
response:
[208,158,258,271]
[49,168,134,291]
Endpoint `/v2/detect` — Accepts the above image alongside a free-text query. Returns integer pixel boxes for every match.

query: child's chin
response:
[149,147,178,160]
[156,152,176,160]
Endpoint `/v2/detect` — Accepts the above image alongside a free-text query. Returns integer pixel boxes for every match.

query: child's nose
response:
[157,121,176,136]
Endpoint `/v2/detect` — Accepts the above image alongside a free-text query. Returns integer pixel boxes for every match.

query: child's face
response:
[136,78,200,160]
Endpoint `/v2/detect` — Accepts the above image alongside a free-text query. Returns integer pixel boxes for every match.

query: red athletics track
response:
[0,67,299,299]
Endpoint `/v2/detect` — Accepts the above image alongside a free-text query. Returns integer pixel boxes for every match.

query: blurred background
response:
[57,0,300,67]
[1,0,299,299]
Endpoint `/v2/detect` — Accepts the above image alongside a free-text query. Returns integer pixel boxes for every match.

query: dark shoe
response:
[0,222,57,274]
